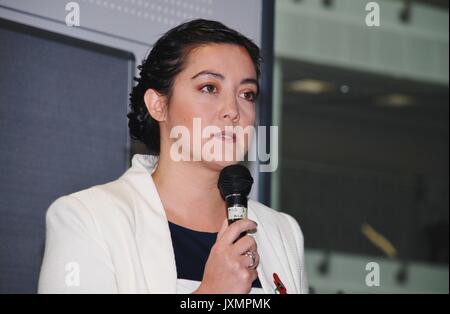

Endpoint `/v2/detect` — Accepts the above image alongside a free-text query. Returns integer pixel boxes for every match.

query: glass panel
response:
[273,0,448,293]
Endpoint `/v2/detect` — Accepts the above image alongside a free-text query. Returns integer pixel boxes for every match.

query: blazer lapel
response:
[248,202,298,294]
[124,155,178,293]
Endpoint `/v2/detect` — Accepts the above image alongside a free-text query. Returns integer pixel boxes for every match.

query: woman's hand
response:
[193,218,260,294]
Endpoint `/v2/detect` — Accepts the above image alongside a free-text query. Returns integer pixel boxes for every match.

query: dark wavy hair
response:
[127,19,262,155]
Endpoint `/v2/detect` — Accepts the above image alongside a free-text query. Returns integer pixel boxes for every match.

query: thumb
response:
[216,218,228,241]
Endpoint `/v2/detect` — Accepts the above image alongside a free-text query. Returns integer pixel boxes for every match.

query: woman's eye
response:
[240,91,257,102]
[200,84,217,94]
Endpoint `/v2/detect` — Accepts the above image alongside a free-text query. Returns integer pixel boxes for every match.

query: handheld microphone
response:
[218,164,254,236]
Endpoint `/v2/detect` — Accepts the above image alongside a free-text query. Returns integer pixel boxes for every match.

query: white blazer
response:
[38,154,308,294]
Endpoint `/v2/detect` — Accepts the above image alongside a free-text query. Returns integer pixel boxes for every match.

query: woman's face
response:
[162,43,258,171]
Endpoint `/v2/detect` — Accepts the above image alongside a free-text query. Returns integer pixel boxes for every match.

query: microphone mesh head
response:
[218,164,254,199]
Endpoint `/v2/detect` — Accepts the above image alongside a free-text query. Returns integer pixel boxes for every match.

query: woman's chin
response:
[202,158,241,172]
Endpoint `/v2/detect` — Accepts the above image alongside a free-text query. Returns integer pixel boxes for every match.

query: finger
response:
[250,269,259,282]
[239,252,260,270]
[252,251,260,269]
[245,268,258,284]
[220,219,257,245]
[216,218,229,241]
[233,235,257,256]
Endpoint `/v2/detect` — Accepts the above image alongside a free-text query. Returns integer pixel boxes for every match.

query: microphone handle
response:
[225,194,248,241]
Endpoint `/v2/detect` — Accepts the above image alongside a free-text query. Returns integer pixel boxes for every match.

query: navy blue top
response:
[168,221,262,288]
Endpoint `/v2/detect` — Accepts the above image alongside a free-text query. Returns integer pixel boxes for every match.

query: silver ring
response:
[244,251,257,269]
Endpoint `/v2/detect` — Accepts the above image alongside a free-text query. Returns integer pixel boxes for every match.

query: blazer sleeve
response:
[280,212,309,294]
[38,195,117,294]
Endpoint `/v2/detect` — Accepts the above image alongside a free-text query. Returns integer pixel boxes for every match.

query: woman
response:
[38,19,308,294]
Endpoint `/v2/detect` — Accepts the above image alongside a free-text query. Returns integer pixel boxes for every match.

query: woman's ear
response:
[144,88,168,122]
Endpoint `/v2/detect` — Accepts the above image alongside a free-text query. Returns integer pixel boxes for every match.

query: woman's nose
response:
[220,98,240,122]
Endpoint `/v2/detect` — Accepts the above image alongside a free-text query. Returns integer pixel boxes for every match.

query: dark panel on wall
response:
[0,18,134,293]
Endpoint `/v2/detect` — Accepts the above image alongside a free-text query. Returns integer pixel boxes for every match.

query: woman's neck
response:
[151,151,227,232]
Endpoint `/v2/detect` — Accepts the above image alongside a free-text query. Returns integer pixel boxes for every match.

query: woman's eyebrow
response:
[191,70,258,88]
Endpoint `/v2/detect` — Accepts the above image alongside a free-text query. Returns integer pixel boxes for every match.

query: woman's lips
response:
[214,131,236,143]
